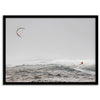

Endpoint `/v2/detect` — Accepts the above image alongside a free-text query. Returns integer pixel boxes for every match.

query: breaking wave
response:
[6,59,95,76]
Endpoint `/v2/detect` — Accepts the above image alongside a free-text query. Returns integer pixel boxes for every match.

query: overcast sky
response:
[6,18,95,64]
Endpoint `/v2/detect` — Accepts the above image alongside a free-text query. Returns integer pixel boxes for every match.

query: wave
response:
[73,67,95,75]
[6,59,95,68]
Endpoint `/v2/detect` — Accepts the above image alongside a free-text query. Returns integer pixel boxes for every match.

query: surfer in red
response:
[80,61,83,65]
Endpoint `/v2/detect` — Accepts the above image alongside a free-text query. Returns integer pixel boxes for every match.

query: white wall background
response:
[0,0,99,100]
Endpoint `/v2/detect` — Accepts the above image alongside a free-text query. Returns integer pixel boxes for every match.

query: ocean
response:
[6,59,95,82]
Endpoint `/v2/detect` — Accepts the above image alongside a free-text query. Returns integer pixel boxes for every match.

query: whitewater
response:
[6,59,95,82]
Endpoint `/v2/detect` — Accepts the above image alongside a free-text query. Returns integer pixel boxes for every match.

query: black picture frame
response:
[3,15,98,85]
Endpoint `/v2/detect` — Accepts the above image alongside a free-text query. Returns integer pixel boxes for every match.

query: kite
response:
[16,27,25,38]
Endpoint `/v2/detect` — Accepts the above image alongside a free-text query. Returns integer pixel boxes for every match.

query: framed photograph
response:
[3,15,98,85]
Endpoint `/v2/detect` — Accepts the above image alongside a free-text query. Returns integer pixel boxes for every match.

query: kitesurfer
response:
[80,61,83,65]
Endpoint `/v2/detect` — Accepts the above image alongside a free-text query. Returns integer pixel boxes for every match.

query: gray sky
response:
[6,18,95,64]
